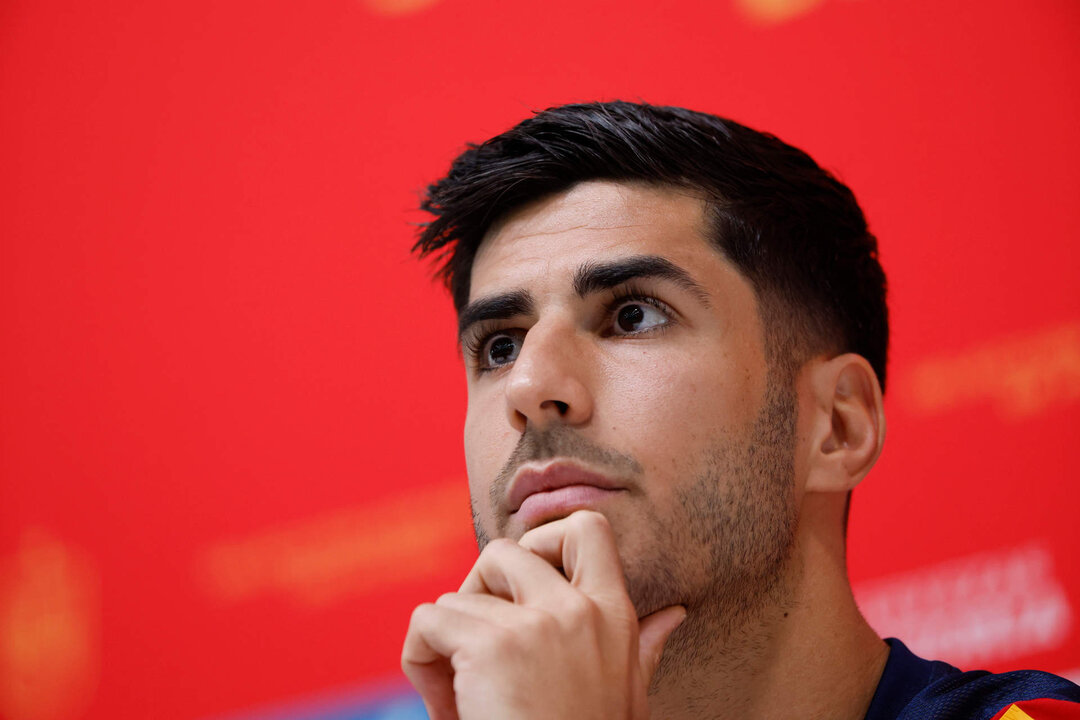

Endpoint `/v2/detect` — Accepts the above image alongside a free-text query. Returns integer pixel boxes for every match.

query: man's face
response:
[460,181,798,621]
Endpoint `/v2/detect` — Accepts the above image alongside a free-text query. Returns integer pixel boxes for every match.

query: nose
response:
[504,321,594,432]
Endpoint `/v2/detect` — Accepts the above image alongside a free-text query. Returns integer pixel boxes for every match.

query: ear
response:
[802,353,886,494]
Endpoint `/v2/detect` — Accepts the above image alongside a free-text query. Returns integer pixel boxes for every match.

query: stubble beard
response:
[641,376,799,686]
[469,376,799,683]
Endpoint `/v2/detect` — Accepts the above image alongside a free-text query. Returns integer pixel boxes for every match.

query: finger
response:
[636,605,687,684]
[517,511,627,599]
[402,603,490,720]
[458,537,570,605]
[404,656,459,720]
[436,591,524,626]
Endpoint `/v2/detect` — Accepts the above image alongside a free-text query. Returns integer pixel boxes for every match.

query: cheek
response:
[463,398,514,517]
[601,342,762,449]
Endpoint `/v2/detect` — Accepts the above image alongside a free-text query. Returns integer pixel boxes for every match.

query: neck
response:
[648,502,888,720]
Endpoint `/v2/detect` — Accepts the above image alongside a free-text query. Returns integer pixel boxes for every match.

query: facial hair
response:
[469,375,799,675]
[473,424,643,547]
[640,376,799,684]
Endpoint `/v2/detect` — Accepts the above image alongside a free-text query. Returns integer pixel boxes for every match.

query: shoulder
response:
[900,666,1080,720]
[866,639,1080,720]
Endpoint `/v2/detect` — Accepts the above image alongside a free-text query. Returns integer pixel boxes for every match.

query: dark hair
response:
[414,101,888,390]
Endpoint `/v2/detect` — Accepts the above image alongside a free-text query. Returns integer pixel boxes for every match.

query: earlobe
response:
[803,354,886,494]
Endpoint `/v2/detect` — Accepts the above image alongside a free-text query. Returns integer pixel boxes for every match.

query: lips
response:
[507,461,626,520]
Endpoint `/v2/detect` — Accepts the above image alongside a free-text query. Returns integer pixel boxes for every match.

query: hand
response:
[401,510,686,720]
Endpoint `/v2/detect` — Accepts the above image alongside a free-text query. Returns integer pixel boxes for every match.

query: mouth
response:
[507,461,627,528]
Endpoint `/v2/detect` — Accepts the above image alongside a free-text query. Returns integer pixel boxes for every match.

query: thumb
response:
[636,605,687,683]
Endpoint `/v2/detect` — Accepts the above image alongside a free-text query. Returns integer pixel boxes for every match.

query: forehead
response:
[470,181,715,295]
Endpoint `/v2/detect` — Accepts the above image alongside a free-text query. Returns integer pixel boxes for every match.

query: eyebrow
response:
[457,254,710,342]
[458,290,534,341]
[572,255,710,303]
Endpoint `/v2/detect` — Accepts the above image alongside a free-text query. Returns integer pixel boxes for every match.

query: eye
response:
[479,331,524,368]
[612,299,670,334]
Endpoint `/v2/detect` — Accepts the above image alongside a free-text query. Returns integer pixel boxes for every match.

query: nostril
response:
[552,400,569,414]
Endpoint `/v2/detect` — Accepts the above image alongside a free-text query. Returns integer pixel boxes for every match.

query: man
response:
[400,101,1080,719]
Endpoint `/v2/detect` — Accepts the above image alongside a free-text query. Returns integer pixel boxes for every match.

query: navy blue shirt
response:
[864,638,1080,720]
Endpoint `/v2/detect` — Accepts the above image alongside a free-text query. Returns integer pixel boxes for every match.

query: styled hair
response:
[414,101,888,390]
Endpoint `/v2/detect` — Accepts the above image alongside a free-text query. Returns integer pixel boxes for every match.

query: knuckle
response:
[434,592,458,607]
[521,607,557,636]
[561,591,596,622]
[408,602,437,627]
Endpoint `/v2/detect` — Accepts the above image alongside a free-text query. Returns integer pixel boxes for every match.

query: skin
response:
[403,180,890,719]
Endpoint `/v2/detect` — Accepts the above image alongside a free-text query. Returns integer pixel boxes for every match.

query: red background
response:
[1,0,1078,718]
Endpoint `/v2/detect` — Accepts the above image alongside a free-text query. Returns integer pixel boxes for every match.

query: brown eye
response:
[484,334,522,367]
[617,305,645,332]
[613,301,667,334]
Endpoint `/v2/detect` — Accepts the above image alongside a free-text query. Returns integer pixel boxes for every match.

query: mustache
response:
[490,424,643,512]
